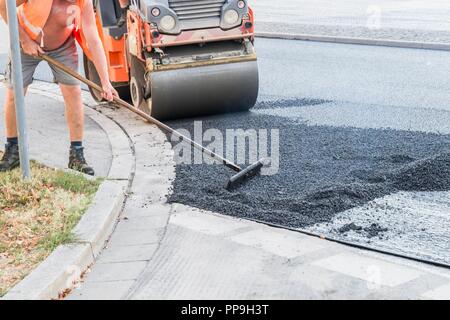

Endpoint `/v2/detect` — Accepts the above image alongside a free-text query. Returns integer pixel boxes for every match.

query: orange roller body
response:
[81,0,259,120]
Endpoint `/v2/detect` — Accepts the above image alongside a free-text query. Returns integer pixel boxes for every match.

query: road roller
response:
[82,0,259,120]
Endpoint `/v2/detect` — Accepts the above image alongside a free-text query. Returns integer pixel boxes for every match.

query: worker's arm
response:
[81,1,119,101]
[0,0,44,56]
[81,0,117,101]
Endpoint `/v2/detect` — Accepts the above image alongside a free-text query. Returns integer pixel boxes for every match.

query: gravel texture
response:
[167,99,450,229]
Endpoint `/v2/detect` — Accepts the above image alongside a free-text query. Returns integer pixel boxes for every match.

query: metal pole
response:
[5,0,31,179]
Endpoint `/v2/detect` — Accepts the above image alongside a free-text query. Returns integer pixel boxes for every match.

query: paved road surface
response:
[258,38,450,110]
[251,0,450,31]
[250,0,450,42]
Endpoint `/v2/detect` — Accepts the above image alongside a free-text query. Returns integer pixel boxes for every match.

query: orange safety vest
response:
[17,0,92,59]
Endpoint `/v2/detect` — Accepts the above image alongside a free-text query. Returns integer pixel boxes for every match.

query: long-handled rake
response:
[41,55,265,190]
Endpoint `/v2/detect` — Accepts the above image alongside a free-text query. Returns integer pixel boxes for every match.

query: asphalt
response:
[168,101,450,228]
[256,38,450,110]
[167,39,450,265]
[250,0,450,43]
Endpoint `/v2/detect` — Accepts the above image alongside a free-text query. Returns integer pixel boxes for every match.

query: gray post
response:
[6,0,31,179]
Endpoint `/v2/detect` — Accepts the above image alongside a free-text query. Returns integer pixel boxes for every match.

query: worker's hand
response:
[101,82,118,102]
[19,29,44,57]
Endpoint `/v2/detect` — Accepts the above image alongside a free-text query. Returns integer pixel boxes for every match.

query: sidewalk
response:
[250,0,450,43]
[0,81,112,177]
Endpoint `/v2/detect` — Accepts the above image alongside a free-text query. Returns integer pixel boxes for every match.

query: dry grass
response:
[0,153,101,297]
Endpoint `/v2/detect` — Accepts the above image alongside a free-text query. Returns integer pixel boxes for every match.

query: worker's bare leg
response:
[59,84,84,141]
[59,84,94,176]
[3,87,24,139]
[0,88,27,171]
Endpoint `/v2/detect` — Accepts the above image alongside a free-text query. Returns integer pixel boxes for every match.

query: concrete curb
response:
[256,32,450,51]
[2,82,135,300]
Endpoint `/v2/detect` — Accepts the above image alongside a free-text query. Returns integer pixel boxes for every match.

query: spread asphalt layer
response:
[168,99,450,225]
[167,38,450,266]
[167,99,450,265]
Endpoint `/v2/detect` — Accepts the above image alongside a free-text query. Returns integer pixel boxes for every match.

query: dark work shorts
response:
[4,36,79,88]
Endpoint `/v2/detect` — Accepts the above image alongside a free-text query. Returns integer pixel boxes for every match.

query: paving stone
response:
[117,214,169,230]
[134,146,174,167]
[287,263,373,299]
[107,152,134,180]
[170,211,248,236]
[98,244,159,264]
[422,283,450,300]
[228,228,325,259]
[108,227,164,247]
[121,199,172,217]
[312,253,423,288]
[131,172,171,188]
[114,216,168,234]
[68,280,136,300]
[135,165,175,178]
[363,273,447,300]
[128,179,171,203]
[133,189,170,204]
[84,261,147,283]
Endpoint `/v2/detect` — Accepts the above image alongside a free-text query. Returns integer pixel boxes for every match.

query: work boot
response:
[0,143,20,172]
[68,146,95,176]
[117,6,128,27]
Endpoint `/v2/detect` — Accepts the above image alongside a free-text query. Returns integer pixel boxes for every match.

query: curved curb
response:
[2,82,135,300]
[256,32,450,51]
[64,101,177,299]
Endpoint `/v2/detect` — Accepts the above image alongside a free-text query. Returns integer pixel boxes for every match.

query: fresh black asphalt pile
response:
[167,99,450,230]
